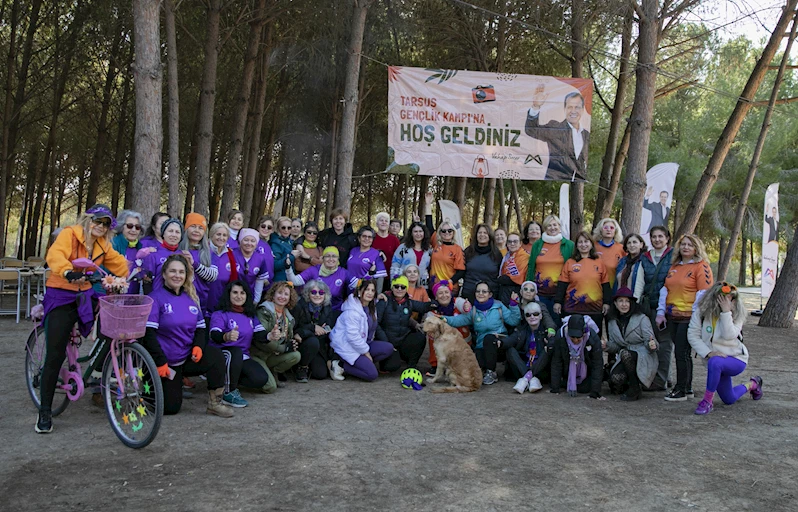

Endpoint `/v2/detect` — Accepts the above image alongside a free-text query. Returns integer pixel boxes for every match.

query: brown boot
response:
[206,388,234,418]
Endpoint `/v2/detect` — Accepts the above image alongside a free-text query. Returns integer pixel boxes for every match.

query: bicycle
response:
[24,256,164,449]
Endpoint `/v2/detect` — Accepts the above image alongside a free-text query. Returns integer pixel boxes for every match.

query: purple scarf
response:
[566,335,588,393]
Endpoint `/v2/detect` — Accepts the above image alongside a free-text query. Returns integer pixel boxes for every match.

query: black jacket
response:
[549,330,603,397]
[505,323,553,376]
[319,223,357,268]
[291,297,339,340]
[376,292,434,344]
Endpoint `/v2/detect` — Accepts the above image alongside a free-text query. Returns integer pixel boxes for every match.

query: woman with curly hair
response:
[252,281,302,392]
[688,282,762,415]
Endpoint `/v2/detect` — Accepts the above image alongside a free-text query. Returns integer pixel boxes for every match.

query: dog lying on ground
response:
[422,315,482,393]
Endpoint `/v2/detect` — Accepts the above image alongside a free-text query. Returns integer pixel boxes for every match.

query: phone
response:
[658,323,667,331]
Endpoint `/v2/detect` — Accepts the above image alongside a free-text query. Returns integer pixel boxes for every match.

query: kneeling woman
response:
[688,282,762,415]
[209,280,270,408]
[291,279,339,381]
[443,281,520,385]
[605,287,658,401]
[252,281,302,392]
[329,279,395,381]
[142,255,233,417]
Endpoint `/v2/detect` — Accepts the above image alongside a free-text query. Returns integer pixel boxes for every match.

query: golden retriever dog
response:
[422,315,482,393]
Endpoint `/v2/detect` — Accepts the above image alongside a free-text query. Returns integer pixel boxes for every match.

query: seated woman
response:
[376,276,434,372]
[252,281,301,392]
[209,280,270,408]
[688,282,762,415]
[142,255,233,417]
[286,246,357,311]
[549,315,604,399]
[506,302,553,394]
[291,279,339,381]
[404,264,430,302]
[329,279,395,381]
[518,281,556,333]
[443,281,520,385]
[605,287,659,401]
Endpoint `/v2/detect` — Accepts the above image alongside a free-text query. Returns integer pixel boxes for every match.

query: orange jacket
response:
[46,225,130,292]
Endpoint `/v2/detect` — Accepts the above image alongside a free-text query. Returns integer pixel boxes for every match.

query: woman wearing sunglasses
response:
[269,216,296,283]
[111,209,144,294]
[687,282,762,415]
[428,220,465,296]
[293,222,323,273]
[291,279,339,381]
[376,276,435,373]
[256,215,274,255]
[517,281,556,333]
[506,302,553,394]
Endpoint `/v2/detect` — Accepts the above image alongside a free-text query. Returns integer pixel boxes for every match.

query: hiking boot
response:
[664,389,687,402]
[694,399,714,415]
[528,377,543,392]
[222,389,248,408]
[329,360,345,381]
[750,376,763,400]
[295,366,309,383]
[35,409,53,434]
[482,370,497,385]
[513,377,529,394]
[207,388,234,418]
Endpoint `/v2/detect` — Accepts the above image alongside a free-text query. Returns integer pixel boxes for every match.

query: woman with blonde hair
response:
[525,214,574,324]
[657,233,714,402]
[688,282,762,415]
[592,218,625,289]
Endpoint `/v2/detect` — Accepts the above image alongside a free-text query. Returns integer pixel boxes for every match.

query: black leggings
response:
[299,335,332,379]
[609,349,639,392]
[382,331,426,371]
[670,320,692,392]
[162,344,226,415]
[474,334,500,371]
[221,347,270,392]
[40,303,80,412]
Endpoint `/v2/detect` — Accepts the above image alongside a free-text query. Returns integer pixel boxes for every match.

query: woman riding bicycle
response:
[36,204,130,434]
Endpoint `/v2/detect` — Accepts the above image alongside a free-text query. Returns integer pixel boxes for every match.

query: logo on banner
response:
[765,268,775,279]
[472,85,495,103]
[472,156,489,178]
[525,154,543,166]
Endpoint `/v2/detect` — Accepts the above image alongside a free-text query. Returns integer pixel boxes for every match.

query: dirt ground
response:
[1,292,796,512]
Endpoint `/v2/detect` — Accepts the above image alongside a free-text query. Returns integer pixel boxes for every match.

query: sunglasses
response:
[125,223,142,231]
[260,224,273,230]
[508,239,521,244]
[522,287,535,293]
[440,229,454,234]
[525,312,541,318]
[93,219,111,228]
[310,289,325,296]
[279,226,291,231]
[305,230,318,235]
[393,285,407,290]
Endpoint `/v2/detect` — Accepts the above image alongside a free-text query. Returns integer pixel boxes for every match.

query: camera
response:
[472,85,495,103]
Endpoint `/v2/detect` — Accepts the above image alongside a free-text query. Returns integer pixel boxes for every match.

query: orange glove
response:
[157,364,171,378]
[191,346,203,362]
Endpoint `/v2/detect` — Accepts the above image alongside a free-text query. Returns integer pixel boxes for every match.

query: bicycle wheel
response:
[102,341,163,449]
[24,324,70,417]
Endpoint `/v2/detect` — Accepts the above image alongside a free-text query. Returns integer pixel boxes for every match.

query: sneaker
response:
[694,399,714,415]
[664,389,687,402]
[295,366,309,383]
[513,377,529,394]
[750,376,764,400]
[482,370,497,386]
[528,377,543,392]
[686,388,695,398]
[35,410,53,434]
[222,389,248,408]
[329,360,345,381]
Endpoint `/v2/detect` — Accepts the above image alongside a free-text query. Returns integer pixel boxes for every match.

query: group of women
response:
[34,200,763,435]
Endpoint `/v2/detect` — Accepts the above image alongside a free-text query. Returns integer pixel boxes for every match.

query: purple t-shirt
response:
[207,249,236,315]
[146,287,206,366]
[299,266,357,311]
[347,247,387,280]
[122,245,141,294]
[209,310,264,356]
[142,245,180,291]
[188,248,216,316]
[232,247,271,294]
[140,236,160,249]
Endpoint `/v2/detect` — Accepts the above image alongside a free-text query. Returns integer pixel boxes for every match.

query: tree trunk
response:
[417,175,430,221]
[472,179,484,232]
[718,237,727,271]
[130,0,163,219]
[483,178,496,226]
[568,0,585,237]
[739,231,747,285]
[325,94,341,226]
[499,179,509,229]
[333,0,371,214]
[17,149,37,259]
[759,222,798,327]
[750,239,755,286]
[454,177,467,207]
[164,0,181,216]
[112,44,134,214]
[619,0,658,236]
[510,178,523,231]
[192,0,222,218]
[313,147,328,225]
[593,4,632,226]
[676,0,798,240]
[718,11,798,280]
[184,94,201,217]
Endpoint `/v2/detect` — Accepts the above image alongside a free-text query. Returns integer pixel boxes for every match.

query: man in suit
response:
[524,86,589,181]
[643,187,670,233]
[765,206,778,243]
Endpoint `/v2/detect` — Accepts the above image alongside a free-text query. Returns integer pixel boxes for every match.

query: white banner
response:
[761,183,779,298]
[272,196,284,220]
[438,199,464,248]
[559,184,570,240]
[639,162,679,246]
[387,66,593,181]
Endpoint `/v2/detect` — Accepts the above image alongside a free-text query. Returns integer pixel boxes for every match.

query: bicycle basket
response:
[98,294,154,340]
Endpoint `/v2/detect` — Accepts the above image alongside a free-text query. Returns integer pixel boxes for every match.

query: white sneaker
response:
[513,378,529,394]
[329,360,345,381]
[528,377,543,392]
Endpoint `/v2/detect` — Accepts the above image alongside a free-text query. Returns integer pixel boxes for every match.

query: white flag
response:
[438,199,464,247]
[559,184,570,239]
[761,183,779,298]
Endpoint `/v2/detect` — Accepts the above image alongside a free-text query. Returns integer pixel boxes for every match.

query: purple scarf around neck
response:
[566,335,588,393]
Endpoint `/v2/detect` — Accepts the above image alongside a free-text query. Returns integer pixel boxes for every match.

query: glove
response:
[191,346,203,362]
[157,364,171,378]
[65,271,85,282]
[546,328,556,338]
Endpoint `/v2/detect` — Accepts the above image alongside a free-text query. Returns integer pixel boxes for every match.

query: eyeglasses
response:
[305,230,318,235]
[260,224,273,230]
[310,289,325,296]
[279,225,291,231]
[440,229,454,234]
[475,289,490,294]
[125,223,142,231]
[360,234,373,239]
[393,285,407,290]
[525,312,541,318]
[93,219,111,228]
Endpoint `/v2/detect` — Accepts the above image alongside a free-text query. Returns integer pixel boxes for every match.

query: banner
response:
[438,199,464,248]
[387,66,593,181]
[639,162,679,245]
[272,196,284,219]
[559,184,570,240]
[761,183,779,298]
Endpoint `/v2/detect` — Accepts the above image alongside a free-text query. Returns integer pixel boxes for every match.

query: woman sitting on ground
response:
[252,281,301,392]
[291,279,339,381]
[376,276,435,373]
[329,279,396,381]
[518,281,556,333]
[687,282,762,415]
[605,287,659,401]
[549,314,605,400]
[209,280,270,408]
[506,302,553,394]
[403,264,430,303]
[142,255,233,417]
